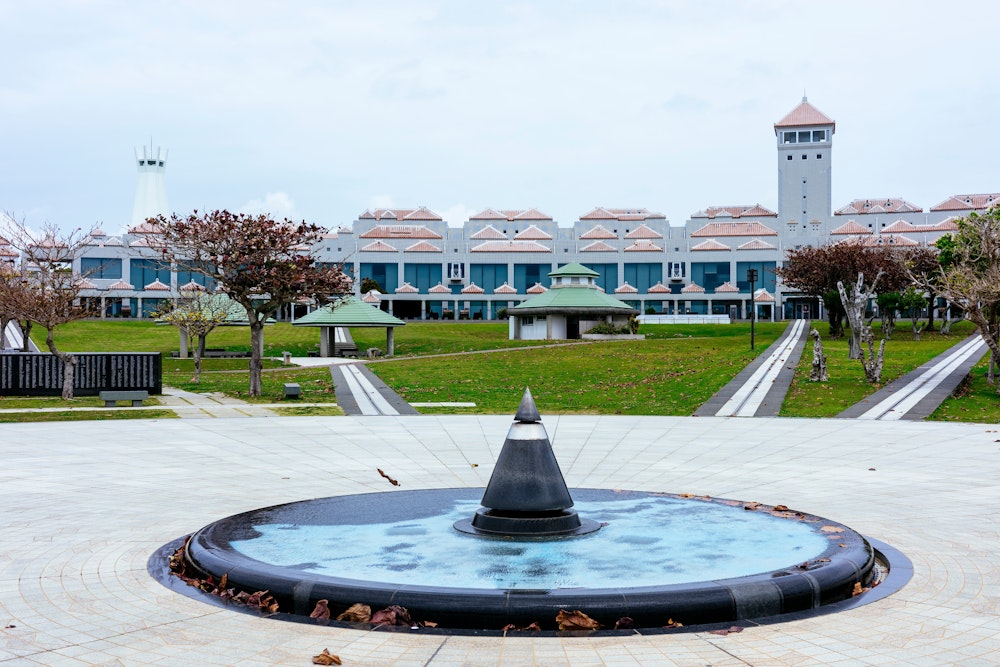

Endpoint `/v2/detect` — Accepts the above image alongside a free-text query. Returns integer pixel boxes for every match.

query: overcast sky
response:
[2,1,998,233]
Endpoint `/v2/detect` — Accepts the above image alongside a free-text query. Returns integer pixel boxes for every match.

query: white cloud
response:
[238,192,297,219]
[440,203,477,227]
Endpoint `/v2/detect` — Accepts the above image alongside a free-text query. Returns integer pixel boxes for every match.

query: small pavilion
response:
[509,263,639,340]
[293,297,405,356]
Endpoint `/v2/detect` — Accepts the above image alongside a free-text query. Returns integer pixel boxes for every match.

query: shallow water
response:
[231,496,829,590]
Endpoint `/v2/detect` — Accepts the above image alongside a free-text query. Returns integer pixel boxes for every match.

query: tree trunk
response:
[965,310,1000,388]
[193,333,206,384]
[925,291,936,332]
[809,329,828,382]
[46,328,76,400]
[837,272,881,360]
[19,320,32,352]
[859,326,885,384]
[249,319,265,397]
[0,315,8,350]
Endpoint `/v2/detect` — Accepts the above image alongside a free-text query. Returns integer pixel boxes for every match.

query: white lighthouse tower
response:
[131,144,169,227]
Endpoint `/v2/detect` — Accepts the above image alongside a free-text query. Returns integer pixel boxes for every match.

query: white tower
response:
[775,98,835,227]
[131,145,169,227]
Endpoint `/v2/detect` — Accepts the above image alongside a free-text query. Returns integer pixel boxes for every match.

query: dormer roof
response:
[830,220,872,235]
[469,224,506,240]
[579,225,617,240]
[624,224,663,239]
[514,224,553,240]
[691,239,731,251]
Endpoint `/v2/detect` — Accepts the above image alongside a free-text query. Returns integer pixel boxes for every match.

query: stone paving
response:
[2,414,999,666]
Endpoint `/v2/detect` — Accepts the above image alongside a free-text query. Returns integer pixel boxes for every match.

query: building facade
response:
[72,100,997,322]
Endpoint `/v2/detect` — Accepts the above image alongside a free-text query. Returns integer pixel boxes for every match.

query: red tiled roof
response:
[526,282,548,294]
[934,218,959,231]
[691,222,778,237]
[471,240,551,253]
[362,291,381,303]
[614,282,638,294]
[127,221,162,234]
[774,98,835,131]
[691,239,731,251]
[830,220,871,235]
[930,193,1000,212]
[579,225,617,240]
[681,283,705,293]
[469,208,508,221]
[107,280,134,290]
[715,281,740,293]
[179,280,206,292]
[461,283,484,294]
[494,282,517,294]
[144,279,170,291]
[754,289,775,303]
[428,283,451,294]
[75,278,97,289]
[580,207,666,221]
[514,224,553,240]
[469,224,506,240]
[0,247,18,258]
[360,240,398,252]
[366,208,443,221]
[624,240,663,252]
[647,281,672,294]
[514,208,552,221]
[394,283,419,293]
[880,220,917,233]
[624,224,663,239]
[580,241,616,252]
[359,225,442,239]
[737,238,777,250]
[834,198,922,215]
[404,241,442,253]
[691,205,778,219]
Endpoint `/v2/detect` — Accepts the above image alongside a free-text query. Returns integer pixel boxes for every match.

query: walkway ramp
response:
[839,335,988,421]
[330,363,419,416]
[2,321,40,352]
[694,320,810,417]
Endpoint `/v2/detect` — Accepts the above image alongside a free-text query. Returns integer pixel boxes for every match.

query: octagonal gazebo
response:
[293,297,405,357]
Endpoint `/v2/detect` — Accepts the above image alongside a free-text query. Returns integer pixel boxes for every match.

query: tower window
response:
[787,155,793,161]
[801,154,807,159]
[816,154,822,159]
[812,130,827,142]
[798,131,811,142]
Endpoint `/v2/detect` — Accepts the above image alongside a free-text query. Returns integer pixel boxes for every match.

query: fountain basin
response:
[183,488,877,630]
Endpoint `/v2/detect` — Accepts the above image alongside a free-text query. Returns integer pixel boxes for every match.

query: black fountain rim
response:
[150,487,908,633]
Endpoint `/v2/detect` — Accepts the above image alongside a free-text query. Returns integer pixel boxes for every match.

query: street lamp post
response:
[747,268,758,351]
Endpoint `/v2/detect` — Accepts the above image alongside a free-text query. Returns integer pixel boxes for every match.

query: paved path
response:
[2,415,998,666]
[839,334,989,420]
[330,363,420,416]
[695,319,809,417]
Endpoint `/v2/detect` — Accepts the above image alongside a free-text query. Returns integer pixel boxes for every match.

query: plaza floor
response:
[2,414,999,666]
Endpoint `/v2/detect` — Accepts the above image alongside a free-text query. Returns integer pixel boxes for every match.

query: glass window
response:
[798,131,811,142]
[812,130,826,142]
[784,132,796,144]
[81,257,122,279]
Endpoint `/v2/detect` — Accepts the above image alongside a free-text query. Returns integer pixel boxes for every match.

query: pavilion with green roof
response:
[293,296,405,356]
[509,263,638,340]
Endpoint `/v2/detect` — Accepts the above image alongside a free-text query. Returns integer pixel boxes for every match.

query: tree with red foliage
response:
[777,241,929,343]
[150,210,351,396]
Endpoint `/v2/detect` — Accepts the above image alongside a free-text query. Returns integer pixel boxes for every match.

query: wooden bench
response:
[99,390,149,407]
[283,383,302,399]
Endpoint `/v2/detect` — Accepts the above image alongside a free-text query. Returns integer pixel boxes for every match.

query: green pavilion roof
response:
[511,285,638,316]
[548,262,599,278]
[292,297,406,327]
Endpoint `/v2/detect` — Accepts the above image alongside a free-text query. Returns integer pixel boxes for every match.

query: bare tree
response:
[837,271,883,360]
[153,291,235,384]
[149,210,351,396]
[1,215,98,398]
[808,328,828,382]
[921,207,1000,390]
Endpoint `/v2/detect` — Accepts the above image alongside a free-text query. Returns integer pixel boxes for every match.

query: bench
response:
[99,390,149,407]
[283,383,302,399]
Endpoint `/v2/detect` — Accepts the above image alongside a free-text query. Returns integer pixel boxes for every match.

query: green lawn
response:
[6,318,998,422]
[779,322,981,418]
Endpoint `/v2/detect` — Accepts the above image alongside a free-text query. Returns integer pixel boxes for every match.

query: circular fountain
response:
[168,389,894,632]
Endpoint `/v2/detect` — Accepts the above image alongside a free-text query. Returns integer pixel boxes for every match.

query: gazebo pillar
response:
[386,327,395,356]
[320,327,332,357]
[178,327,189,358]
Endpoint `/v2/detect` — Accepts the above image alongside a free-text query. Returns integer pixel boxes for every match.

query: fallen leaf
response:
[336,603,371,623]
[663,618,683,629]
[556,609,602,631]
[772,504,789,511]
[742,502,762,511]
[371,605,412,626]
[377,468,400,486]
[311,648,342,665]
[852,582,871,597]
[310,599,331,624]
[614,616,634,630]
[820,525,844,533]
[709,625,744,636]
[868,467,876,471]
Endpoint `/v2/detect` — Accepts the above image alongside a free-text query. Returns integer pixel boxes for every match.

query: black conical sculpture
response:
[455,388,601,538]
